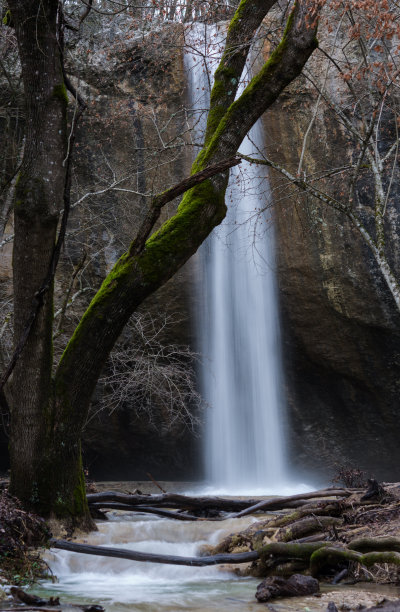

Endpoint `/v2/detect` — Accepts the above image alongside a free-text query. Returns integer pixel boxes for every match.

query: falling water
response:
[185,24,291,494]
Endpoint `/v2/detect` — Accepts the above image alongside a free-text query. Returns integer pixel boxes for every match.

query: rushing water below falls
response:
[37,513,262,611]
[34,509,400,612]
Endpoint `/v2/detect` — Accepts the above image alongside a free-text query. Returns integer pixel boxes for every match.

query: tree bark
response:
[7,0,77,515]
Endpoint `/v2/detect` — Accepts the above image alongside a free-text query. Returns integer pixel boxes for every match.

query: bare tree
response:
[97,313,203,432]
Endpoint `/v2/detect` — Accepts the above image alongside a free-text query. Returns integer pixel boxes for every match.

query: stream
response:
[31,484,400,612]
[37,512,262,611]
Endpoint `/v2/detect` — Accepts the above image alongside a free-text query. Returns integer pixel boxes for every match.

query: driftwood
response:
[202,481,400,585]
[309,546,400,577]
[86,487,355,517]
[10,588,59,607]
[348,537,400,553]
[88,503,211,521]
[50,538,259,566]
[10,588,104,612]
[276,516,342,542]
[146,473,166,493]
[233,488,355,518]
[87,492,261,511]
[51,489,400,584]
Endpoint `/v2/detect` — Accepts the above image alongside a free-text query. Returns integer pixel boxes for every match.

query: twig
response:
[146,472,167,493]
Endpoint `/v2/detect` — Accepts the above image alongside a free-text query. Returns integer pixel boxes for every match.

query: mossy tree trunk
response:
[6,0,87,521]
[7,0,318,524]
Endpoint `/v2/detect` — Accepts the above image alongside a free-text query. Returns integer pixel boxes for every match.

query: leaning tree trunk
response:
[50,0,318,519]
[7,0,318,524]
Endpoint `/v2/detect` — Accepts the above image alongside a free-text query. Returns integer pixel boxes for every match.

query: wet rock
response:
[327,603,339,612]
[255,574,319,602]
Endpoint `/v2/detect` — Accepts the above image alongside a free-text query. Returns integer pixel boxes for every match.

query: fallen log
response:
[87,492,261,512]
[86,488,355,516]
[309,546,362,576]
[9,588,104,612]
[50,539,259,566]
[88,503,208,521]
[309,546,400,577]
[276,516,342,542]
[234,488,355,518]
[264,500,346,529]
[257,541,330,562]
[10,588,58,607]
[255,541,330,577]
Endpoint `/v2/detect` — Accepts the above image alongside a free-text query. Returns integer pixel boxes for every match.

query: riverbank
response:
[2,481,400,610]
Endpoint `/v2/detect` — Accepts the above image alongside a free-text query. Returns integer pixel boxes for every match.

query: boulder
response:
[255,574,319,602]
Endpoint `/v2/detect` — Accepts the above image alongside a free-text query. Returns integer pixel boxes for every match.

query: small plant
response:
[331,463,367,488]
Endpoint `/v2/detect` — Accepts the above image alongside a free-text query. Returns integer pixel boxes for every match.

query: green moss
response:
[349,537,400,554]
[137,179,226,283]
[310,546,361,577]
[2,9,14,27]
[206,64,241,144]
[257,541,329,560]
[226,0,249,37]
[71,450,87,516]
[14,176,49,219]
[52,83,69,106]
[203,6,309,165]
[361,551,400,567]
[58,253,134,368]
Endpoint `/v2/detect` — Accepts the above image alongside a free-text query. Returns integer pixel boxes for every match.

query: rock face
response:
[65,18,203,479]
[262,32,400,481]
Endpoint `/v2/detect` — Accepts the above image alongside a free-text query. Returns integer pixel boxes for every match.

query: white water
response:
[39,514,260,611]
[185,24,295,495]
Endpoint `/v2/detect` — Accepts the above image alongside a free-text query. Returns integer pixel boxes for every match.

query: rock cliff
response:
[262,36,400,480]
[1,9,399,483]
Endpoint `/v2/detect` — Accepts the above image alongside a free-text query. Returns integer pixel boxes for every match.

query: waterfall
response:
[185,24,293,494]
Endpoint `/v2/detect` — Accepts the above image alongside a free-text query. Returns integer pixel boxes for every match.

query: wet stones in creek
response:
[255,574,320,602]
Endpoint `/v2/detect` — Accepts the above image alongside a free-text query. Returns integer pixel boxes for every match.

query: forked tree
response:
[2,0,319,526]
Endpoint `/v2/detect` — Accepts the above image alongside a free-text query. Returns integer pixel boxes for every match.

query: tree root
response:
[348,537,400,554]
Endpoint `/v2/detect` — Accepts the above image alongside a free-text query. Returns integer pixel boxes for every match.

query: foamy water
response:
[38,513,261,611]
